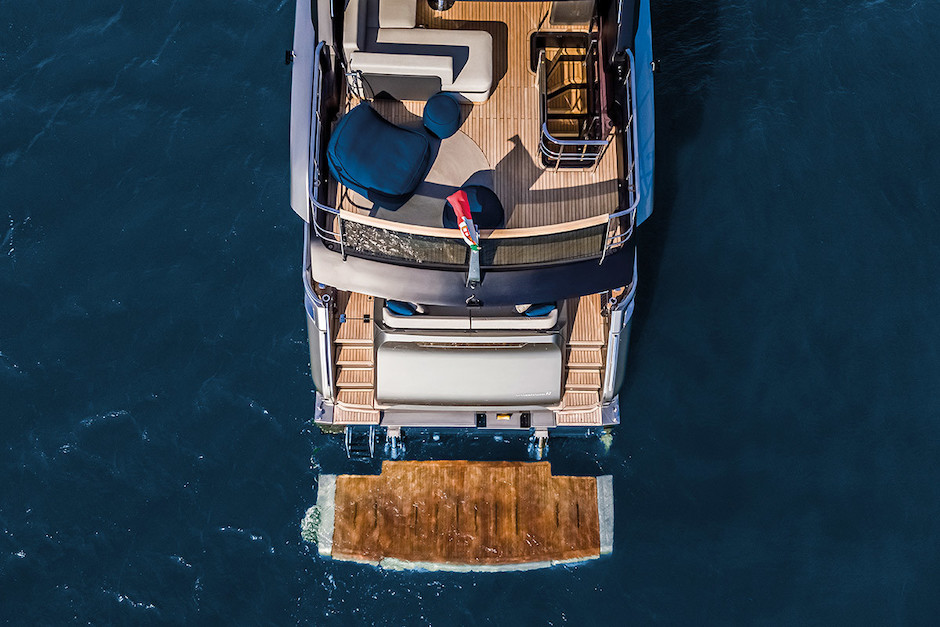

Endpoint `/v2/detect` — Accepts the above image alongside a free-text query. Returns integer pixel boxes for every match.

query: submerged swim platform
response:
[307,461,613,572]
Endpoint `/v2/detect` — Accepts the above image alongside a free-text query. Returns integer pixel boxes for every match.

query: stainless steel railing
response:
[307,42,346,257]
[600,49,641,264]
[536,47,610,171]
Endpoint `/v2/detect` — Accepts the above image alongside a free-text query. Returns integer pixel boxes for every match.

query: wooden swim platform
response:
[307,461,613,571]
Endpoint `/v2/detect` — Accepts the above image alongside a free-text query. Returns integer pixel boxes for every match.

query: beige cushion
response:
[342,0,368,57]
[348,51,454,86]
[471,310,559,330]
[383,307,471,329]
[378,0,416,28]
[376,28,493,97]
[344,0,493,103]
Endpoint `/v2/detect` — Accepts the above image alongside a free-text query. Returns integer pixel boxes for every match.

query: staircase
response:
[557,293,606,426]
[344,425,377,460]
[545,49,591,139]
[536,33,609,170]
[332,291,380,425]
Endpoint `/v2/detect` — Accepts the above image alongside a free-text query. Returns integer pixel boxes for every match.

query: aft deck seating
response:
[382,301,558,330]
[327,103,430,205]
[343,0,493,102]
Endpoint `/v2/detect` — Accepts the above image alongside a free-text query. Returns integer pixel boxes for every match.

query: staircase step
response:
[547,112,590,120]
[336,320,373,344]
[568,339,605,348]
[336,345,373,367]
[546,119,581,138]
[555,406,603,426]
[565,369,601,390]
[341,291,374,319]
[562,389,599,410]
[547,83,588,100]
[336,388,375,409]
[335,292,374,344]
[334,405,380,425]
[567,347,603,368]
[336,366,374,389]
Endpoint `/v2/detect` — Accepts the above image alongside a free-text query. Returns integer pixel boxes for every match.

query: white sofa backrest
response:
[345,0,416,57]
[378,0,416,28]
[342,0,368,57]
[350,51,453,86]
[344,0,493,102]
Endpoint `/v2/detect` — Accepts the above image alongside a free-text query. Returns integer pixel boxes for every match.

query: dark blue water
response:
[3,0,939,623]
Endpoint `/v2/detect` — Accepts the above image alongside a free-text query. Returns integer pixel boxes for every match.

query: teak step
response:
[335,291,375,344]
[567,347,603,368]
[555,406,603,426]
[565,369,601,390]
[336,345,373,367]
[336,320,373,345]
[547,112,591,121]
[563,389,599,410]
[546,118,581,138]
[340,291,373,319]
[333,404,380,425]
[547,83,588,101]
[309,462,613,571]
[336,388,375,410]
[547,93,588,115]
[336,366,374,389]
[547,56,587,83]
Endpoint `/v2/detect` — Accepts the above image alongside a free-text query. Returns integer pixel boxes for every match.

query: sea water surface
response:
[2,0,940,623]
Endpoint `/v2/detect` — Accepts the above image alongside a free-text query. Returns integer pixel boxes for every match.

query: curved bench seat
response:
[343,0,493,102]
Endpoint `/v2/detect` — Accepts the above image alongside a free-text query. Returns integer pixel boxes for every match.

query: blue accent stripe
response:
[633,0,656,226]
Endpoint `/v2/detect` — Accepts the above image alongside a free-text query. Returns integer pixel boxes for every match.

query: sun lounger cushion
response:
[327,103,430,205]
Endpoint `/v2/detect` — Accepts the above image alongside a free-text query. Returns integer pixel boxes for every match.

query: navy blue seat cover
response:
[327,104,430,205]
[423,92,462,139]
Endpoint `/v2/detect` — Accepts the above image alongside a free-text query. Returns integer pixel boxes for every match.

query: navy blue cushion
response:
[386,300,418,316]
[327,104,430,205]
[442,185,505,229]
[524,303,556,317]
[422,93,462,139]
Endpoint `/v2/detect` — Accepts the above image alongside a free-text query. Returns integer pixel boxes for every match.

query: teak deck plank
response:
[324,461,609,568]
[569,293,607,345]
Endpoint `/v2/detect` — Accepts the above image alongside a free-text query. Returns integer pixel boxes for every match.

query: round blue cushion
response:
[524,303,556,317]
[386,300,418,316]
[442,185,505,229]
[423,93,462,139]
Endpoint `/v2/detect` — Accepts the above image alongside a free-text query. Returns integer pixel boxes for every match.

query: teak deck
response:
[312,461,613,571]
[338,0,619,231]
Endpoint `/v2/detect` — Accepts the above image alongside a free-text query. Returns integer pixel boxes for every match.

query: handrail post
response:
[599,216,612,265]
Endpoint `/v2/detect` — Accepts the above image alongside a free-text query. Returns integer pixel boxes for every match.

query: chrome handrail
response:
[599,49,641,264]
[537,39,609,170]
[307,42,345,256]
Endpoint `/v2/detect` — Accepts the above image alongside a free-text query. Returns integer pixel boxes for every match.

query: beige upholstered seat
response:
[343,0,493,102]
